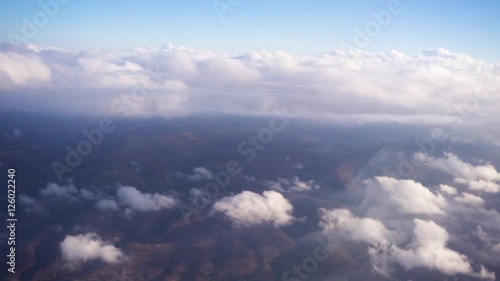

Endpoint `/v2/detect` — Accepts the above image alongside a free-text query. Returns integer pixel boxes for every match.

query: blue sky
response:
[0,0,499,62]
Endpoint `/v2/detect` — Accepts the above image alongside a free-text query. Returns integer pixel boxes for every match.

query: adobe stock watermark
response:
[213,0,243,20]
[177,108,294,222]
[50,65,168,182]
[8,0,70,45]
[397,74,497,178]
[339,0,406,51]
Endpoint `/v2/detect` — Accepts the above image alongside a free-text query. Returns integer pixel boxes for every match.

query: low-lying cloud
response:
[415,152,500,193]
[60,233,124,266]
[116,185,176,212]
[213,190,294,227]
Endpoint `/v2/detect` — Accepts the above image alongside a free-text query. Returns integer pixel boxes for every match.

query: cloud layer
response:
[1,44,498,125]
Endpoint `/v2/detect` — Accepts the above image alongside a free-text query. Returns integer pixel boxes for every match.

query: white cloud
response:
[415,153,500,193]
[95,199,120,212]
[439,184,458,196]
[415,152,500,181]
[455,178,500,193]
[0,51,52,87]
[390,219,492,278]
[1,44,499,124]
[474,225,500,253]
[319,208,392,246]
[187,167,212,181]
[368,176,447,215]
[318,209,495,279]
[116,186,176,212]
[40,183,79,201]
[474,225,493,245]
[60,233,124,266]
[213,190,294,227]
[39,183,95,201]
[494,244,500,252]
[264,177,318,192]
[454,192,485,207]
[289,177,318,192]
[391,219,495,279]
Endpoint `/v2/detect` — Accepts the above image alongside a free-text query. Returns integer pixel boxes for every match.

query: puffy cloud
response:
[39,183,95,202]
[95,199,120,212]
[365,219,495,279]
[60,233,124,265]
[40,183,79,201]
[390,219,493,278]
[318,210,495,279]
[116,186,176,212]
[1,44,499,124]
[454,192,485,207]
[325,168,498,279]
[367,176,447,215]
[265,177,318,192]
[415,153,500,193]
[213,190,294,227]
[189,188,211,207]
[494,244,500,252]
[319,208,392,246]
[474,226,500,253]
[439,184,458,195]
[455,178,500,193]
[288,177,318,192]
[187,167,213,181]
[0,51,52,87]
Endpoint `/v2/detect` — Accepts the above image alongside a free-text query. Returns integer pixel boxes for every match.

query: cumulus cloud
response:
[415,152,500,193]
[415,152,500,181]
[0,50,52,87]
[319,167,500,279]
[40,183,79,201]
[319,208,494,279]
[475,225,494,245]
[454,192,485,207]
[187,167,212,181]
[116,186,176,212]
[39,183,95,202]
[455,178,500,193]
[389,219,494,279]
[265,177,319,192]
[95,199,120,212]
[213,190,294,227]
[1,44,498,124]
[319,208,393,246]
[366,176,447,215]
[474,225,500,253]
[60,233,124,266]
[439,184,458,195]
[494,244,500,252]
[289,177,318,192]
